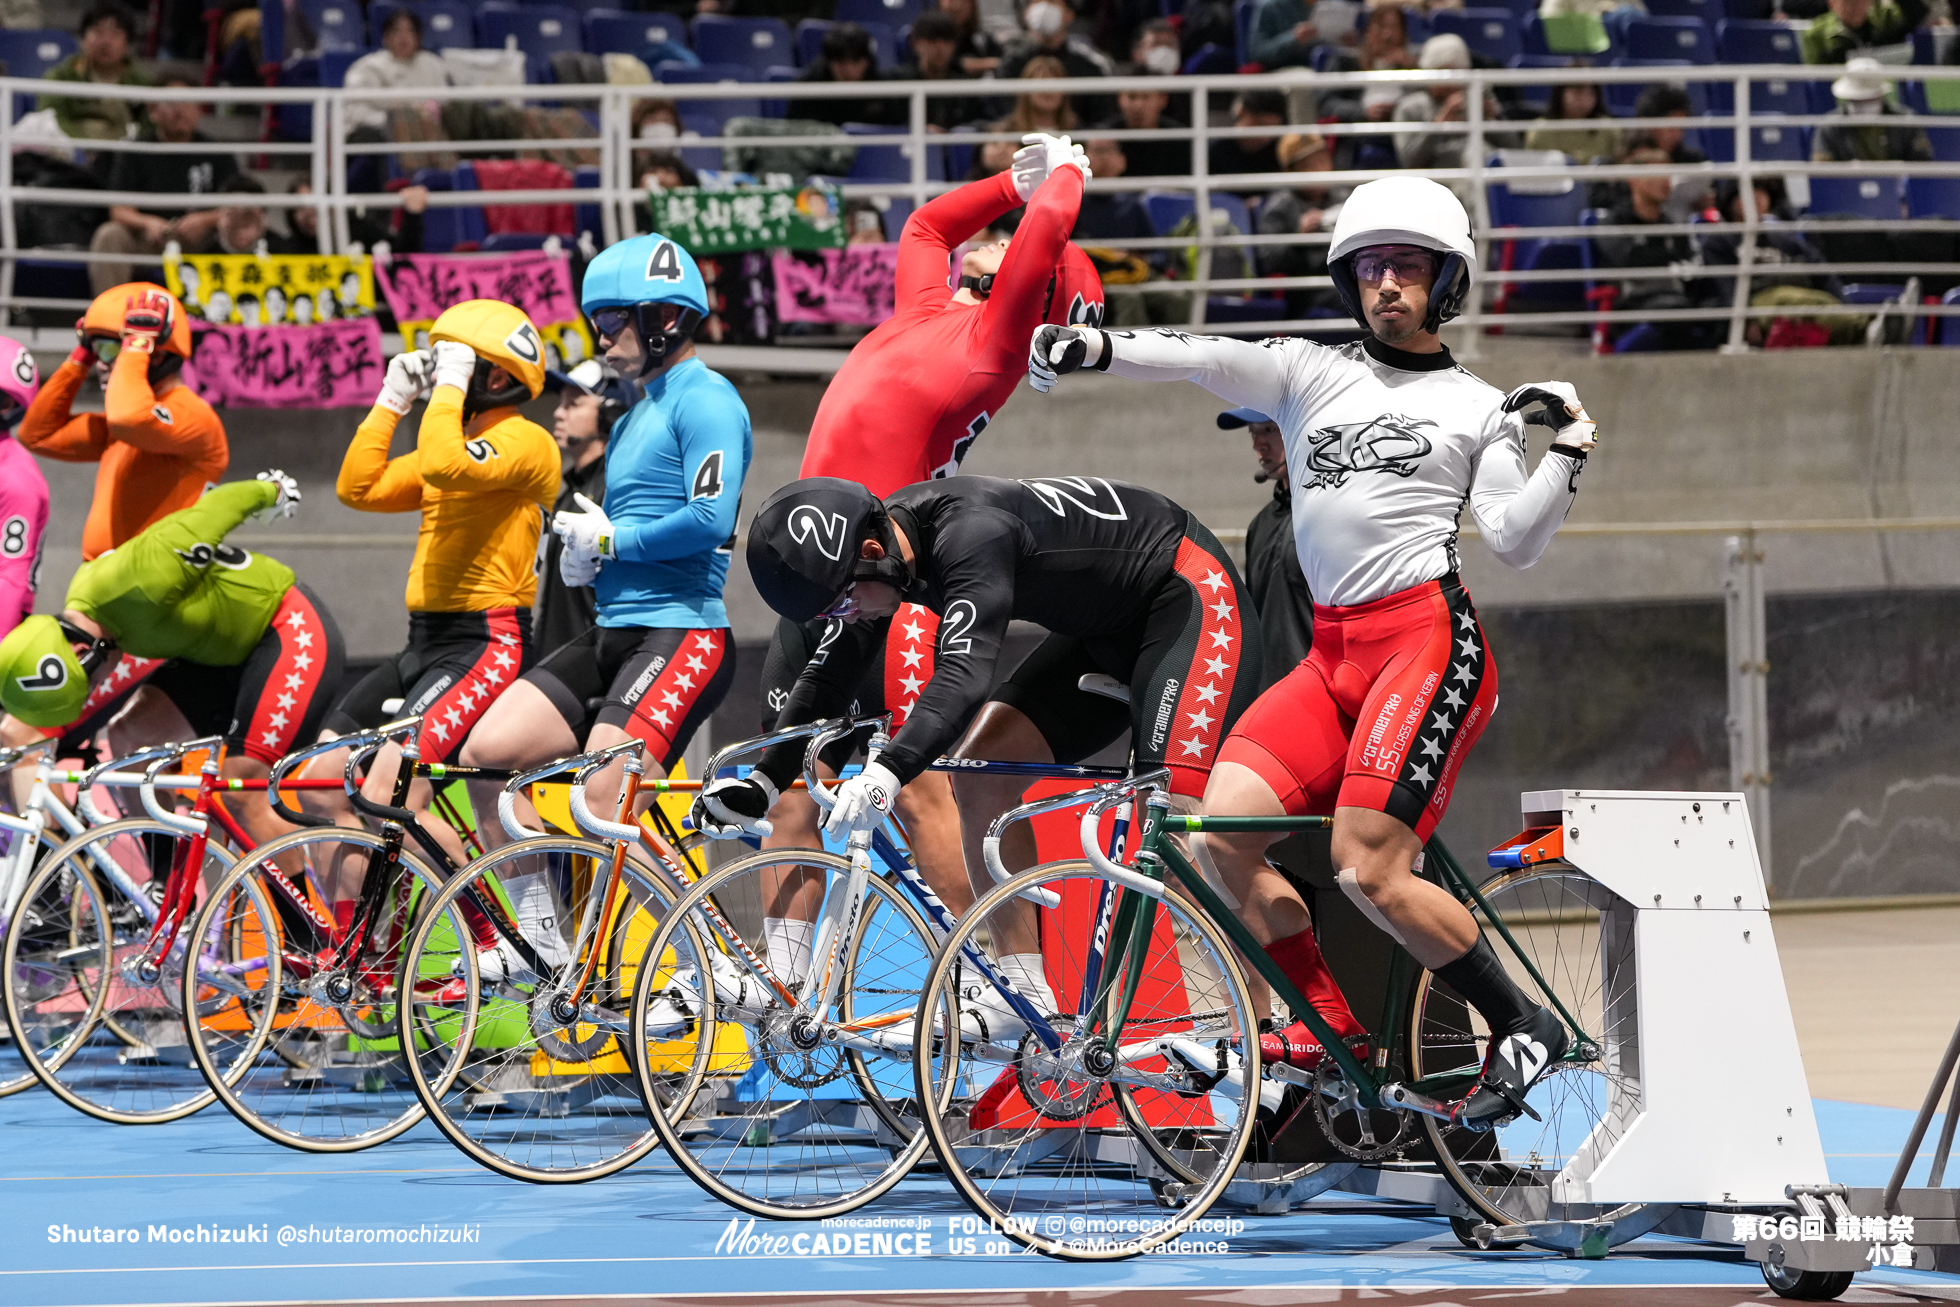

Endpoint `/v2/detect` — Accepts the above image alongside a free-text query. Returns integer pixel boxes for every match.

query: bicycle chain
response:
[1310,1068,1416,1161]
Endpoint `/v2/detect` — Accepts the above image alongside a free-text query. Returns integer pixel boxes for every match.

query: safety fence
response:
[3,63,1959,345]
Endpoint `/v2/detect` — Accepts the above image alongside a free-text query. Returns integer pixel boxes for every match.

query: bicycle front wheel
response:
[1411,863,1666,1243]
[399,836,685,1182]
[1,819,237,1124]
[185,827,449,1152]
[915,859,1262,1260]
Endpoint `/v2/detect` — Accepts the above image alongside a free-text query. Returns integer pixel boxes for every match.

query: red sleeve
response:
[894,171,1024,313]
[978,165,1084,358]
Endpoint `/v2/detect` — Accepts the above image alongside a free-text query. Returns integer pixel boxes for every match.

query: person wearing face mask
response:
[1813,57,1935,163]
[1128,17,1184,74]
[999,0,1115,122]
[534,360,631,652]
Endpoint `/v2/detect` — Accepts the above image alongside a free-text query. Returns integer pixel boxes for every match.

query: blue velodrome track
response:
[4,1094,1960,1307]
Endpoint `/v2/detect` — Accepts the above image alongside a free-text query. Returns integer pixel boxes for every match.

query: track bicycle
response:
[914,775,1652,1259]
[630,714,1136,1221]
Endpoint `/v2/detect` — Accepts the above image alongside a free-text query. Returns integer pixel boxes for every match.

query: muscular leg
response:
[891,769,969,917]
[2,714,46,813]
[460,680,580,852]
[1333,806,1475,969]
[358,742,470,870]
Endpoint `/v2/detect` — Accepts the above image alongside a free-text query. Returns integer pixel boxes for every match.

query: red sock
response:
[1266,927,1365,1041]
[331,901,356,936]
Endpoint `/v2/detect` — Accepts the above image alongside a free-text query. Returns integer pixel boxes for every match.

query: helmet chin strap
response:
[958,273,994,299]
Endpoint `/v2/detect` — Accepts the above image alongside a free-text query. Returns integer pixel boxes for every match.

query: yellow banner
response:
[166,252,376,328]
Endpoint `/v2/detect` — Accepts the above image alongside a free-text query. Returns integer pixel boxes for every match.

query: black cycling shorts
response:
[992,520,1263,799]
[523,624,734,770]
[325,607,530,763]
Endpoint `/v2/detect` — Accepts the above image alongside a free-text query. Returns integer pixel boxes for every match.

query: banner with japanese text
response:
[165,253,375,327]
[773,245,898,326]
[181,318,385,409]
[650,184,845,256]
[374,251,595,371]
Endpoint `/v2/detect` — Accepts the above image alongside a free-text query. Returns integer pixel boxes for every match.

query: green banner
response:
[648,183,846,255]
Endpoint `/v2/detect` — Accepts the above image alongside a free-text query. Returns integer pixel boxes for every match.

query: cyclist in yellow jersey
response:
[310,300,558,876]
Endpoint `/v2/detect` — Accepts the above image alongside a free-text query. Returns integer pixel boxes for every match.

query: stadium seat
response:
[1234,0,1254,67]
[1487,161,1589,314]
[691,15,792,75]
[0,29,76,119]
[585,10,692,66]
[477,5,584,82]
[481,232,552,250]
[1506,54,1575,114]
[1699,117,1808,163]
[1624,16,1713,62]
[573,164,602,240]
[1906,176,1960,220]
[658,63,765,131]
[1602,59,1704,118]
[1926,128,1960,162]
[367,0,470,49]
[1644,0,1719,20]
[1430,8,1521,62]
[796,18,899,65]
[1142,191,1196,237]
[1940,286,1960,346]
[296,0,367,50]
[840,121,945,182]
[1402,5,1432,45]
[1715,18,1803,62]
[836,0,923,26]
[1805,175,1904,219]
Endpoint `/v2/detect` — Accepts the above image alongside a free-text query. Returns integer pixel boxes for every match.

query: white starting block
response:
[1513,788,1827,1207]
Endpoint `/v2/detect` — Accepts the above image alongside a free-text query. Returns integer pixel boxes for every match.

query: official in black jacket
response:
[534,360,631,653]
[1222,405,1313,689]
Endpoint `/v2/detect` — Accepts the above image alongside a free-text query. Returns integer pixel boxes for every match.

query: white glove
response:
[553,492,616,560]
[1027,324,1105,393]
[559,543,601,587]
[375,349,434,415]
[252,469,301,520]
[1502,381,1598,454]
[693,772,779,840]
[1010,133,1090,202]
[430,339,477,394]
[821,761,900,841]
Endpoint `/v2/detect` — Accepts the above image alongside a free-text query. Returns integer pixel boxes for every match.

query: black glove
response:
[1501,381,1598,453]
[692,773,779,840]
[1028,324,1102,393]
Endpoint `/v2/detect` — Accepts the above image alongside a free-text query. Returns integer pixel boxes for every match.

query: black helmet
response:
[747,477,911,622]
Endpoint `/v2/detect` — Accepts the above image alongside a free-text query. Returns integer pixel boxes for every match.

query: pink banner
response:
[773,246,899,326]
[182,318,385,409]
[375,252,581,328]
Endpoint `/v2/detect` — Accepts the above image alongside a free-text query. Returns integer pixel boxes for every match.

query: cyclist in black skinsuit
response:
[693,474,1263,1037]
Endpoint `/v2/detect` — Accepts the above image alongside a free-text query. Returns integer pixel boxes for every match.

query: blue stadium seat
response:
[1402,5,1432,45]
[1940,286,1960,346]
[481,233,552,251]
[298,0,367,50]
[1927,128,1960,162]
[450,161,490,247]
[1234,0,1254,66]
[1142,191,1195,236]
[796,18,899,65]
[1430,8,1521,62]
[841,121,945,181]
[1699,116,1808,163]
[1714,17,1802,61]
[1644,0,1719,20]
[1624,16,1713,62]
[691,15,793,75]
[477,5,584,82]
[658,63,764,130]
[1603,59,1703,118]
[574,164,602,239]
[1838,282,1906,305]
[1486,165,1589,313]
[321,47,359,85]
[1506,54,1574,114]
[585,11,696,67]
[1911,27,1938,63]
[1906,176,1960,220]
[1805,176,1904,219]
[0,29,76,119]
[836,0,923,26]
[368,0,475,50]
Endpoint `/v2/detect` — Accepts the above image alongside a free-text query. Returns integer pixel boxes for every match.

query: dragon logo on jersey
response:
[1021,476,1128,521]
[1300,414,1437,491]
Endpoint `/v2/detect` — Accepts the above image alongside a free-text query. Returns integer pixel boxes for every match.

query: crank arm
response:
[1379,1081,1456,1123]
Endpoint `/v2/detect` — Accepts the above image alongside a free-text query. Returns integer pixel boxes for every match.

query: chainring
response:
[1310,1068,1415,1161]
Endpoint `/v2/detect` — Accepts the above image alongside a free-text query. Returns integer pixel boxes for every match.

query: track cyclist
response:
[0,474,341,849]
[322,300,561,870]
[459,231,750,982]
[709,472,1262,1042]
[1026,175,1601,1130]
[0,338,50,638]
[716,134,1107,982]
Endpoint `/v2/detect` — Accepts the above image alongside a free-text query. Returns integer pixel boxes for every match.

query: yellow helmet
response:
[429,299,545,415]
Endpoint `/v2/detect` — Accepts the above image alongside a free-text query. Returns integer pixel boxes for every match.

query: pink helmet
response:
[0,338,38,430]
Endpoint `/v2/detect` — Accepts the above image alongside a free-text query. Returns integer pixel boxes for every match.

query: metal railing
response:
[3,62,1958,345]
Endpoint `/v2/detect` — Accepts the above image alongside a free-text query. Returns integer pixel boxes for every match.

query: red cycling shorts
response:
[1215,573,1496,841]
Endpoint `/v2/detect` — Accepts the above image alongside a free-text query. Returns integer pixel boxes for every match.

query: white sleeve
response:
[1098,329,1290,419]
[1467,415,1584,570]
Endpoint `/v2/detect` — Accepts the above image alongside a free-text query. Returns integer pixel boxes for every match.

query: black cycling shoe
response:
[1449,1005,1567,1132]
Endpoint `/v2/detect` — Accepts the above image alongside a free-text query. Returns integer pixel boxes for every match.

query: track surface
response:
[3,1096,1958,1306]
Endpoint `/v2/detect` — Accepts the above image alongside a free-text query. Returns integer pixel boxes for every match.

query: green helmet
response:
[0,615,89,728]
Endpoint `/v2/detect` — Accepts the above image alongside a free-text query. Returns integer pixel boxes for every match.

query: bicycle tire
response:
[184,827,448,1153]
[1,818,238,1124]
[632,846,944,1221]
[1410,863,1664,1244]
[1,825,75,1099]
[914,859,1261,1260]
[399,836,688,1183]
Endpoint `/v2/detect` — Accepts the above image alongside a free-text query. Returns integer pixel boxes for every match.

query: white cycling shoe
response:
[859,974,1055,1058]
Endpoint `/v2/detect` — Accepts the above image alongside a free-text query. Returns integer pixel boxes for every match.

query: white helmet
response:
[1327,177,1477,333]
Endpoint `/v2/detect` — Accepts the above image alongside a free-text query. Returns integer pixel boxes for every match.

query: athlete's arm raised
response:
[101,343,218,456]
[609,395,749,563]
[979,162,1086,349]
[894,171,1026,311]
[1028,325,1290,419]
[17,352,107,460]
[1467,386,1594,569]
[415,386,560,503]
[337,383,428,513]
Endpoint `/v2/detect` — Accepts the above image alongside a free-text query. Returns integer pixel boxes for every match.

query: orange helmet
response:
[81,283,192,358]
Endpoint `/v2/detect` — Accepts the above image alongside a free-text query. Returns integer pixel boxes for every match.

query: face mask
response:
[1026,2,1065,36]
[1142,44,1179,74]
[1846,97,1884,116]
[639,120,678,141]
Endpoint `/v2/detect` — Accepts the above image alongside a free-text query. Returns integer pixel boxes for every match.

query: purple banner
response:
[375,252,581,329]
[773,246,899,326]
[182,319,385,409]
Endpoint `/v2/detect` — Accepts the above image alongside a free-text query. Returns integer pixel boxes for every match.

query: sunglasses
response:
[57,618,114,677]
[590,303,685,342]
[1353,250,1440,285]
[85,336,121,364]
[818,585,860,621]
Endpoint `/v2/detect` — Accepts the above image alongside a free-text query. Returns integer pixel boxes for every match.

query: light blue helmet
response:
[582,233,709,378]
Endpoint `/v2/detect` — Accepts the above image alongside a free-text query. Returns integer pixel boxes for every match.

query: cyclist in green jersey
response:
[0,475,344,846]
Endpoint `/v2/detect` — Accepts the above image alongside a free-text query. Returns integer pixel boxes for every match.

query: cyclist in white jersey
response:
[1027,176,1601,1130]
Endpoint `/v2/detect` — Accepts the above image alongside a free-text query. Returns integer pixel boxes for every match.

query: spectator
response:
[796,22,900,126]
[1250,0,1325,71]
[998,0,1114,120]
[1095,87,1191,177]
[37,2,151,142]
[1591,142,1721,349]
[1696,176,1833,307]
[999,54,1077,134]
[186,174,268,258]
[1813,56,1934,162]
[640,152,701,190]
[1525,82,1620,162]
[271,179,428,255]
[90,79,239,294]
[1209,88,1287,187]
[967,135,1019,180]
[343,10,452,135]
[1629,83,1707,165]
[1316,8,1414,120]
[1393,36,1511,175]
[890,10,990,129]
[1075,137,1153,242]
[936,0,1004,74]
[1799,0,1928,64]
[632,98,688,179]
[1226,406,1312,688]
[1255,131,1347,319]
[1126,17,1184,74]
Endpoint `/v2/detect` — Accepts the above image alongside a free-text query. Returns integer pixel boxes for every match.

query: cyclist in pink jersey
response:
[0,339,50,639]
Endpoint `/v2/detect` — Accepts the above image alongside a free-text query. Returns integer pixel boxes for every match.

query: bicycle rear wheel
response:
[399,836,688,1182]
[2,828,67,1099]
[1411,864,1665,1243]
[1,819,238,1123]
[633,847,944,1220]
[915,860,1261,1260]
[185,828,448,1152]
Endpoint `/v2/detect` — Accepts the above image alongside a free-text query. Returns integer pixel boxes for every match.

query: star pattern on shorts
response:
[1193,682,1221,705]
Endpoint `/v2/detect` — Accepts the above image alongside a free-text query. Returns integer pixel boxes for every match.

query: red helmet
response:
[1045,242,1105,329]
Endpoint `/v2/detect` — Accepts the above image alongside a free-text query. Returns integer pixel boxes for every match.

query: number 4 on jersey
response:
[691,450,725,500]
